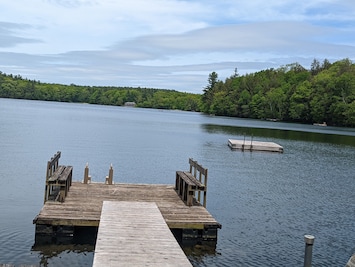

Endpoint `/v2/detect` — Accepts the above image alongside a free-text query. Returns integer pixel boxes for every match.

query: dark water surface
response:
[0,98,354,266]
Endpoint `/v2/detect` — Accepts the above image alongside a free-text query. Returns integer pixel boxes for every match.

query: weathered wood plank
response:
[93,201,192,267]
[34,182,221,230]
[47,165,65,182]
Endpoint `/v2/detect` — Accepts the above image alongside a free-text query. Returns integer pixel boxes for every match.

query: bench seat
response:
[48,165,65,183]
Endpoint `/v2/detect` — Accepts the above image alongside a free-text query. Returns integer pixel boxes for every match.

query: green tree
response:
[289,81,312,122]
[202,72,219,113]
[265,87,286,119]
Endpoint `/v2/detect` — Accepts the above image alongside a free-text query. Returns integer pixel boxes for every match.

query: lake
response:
[0,98,354,266]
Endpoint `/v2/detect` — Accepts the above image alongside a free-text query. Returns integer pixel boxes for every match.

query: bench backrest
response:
[46,151,61,181]
[189,158,208,176]
[188,158,208,207]
[188,158,208,186]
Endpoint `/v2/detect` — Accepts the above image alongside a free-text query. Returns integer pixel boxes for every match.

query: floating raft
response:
[228,139,284,153]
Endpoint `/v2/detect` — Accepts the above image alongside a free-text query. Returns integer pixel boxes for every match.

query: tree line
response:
[0,73,201,111]
[202,58,355,127]
[1,58,355,127]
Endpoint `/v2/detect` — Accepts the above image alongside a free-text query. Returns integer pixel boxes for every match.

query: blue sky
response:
[1,0,355,93]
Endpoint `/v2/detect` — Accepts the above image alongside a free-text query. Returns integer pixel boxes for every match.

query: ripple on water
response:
[0,227,35,264]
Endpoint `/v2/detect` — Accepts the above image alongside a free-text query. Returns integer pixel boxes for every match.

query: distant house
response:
[124,102,136,107]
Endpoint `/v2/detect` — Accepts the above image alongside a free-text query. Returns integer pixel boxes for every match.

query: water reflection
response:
[202,124,355,147]
[32,244,94,267]
[32,227,97,266]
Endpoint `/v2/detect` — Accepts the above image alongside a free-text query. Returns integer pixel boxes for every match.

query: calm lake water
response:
[0,98,354,266]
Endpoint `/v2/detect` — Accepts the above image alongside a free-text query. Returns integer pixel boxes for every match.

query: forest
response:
[202,58,355,127]
[1,58,355,127]
[0,73,201,111]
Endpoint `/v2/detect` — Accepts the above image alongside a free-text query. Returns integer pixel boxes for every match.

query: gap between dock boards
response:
[93,201,192,267]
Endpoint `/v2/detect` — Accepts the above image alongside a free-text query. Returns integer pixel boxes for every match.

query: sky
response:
[1,0,355,93]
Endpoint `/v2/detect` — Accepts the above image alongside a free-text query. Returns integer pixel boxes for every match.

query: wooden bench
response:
[175,158,208,207]
[46,165,73,202]
[44,152,73,203]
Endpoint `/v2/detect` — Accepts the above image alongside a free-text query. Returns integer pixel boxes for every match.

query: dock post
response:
[106,164,113,185]
[83,163,91,184]
[250,135,253,151]
[203,168,208,208]
[242,135,245,151]
[304,234,315,267]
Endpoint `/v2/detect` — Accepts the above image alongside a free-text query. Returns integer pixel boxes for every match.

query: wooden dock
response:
[228,139,284,153]
[93,201,192,267]
[33,153,221,265]
[34,182,220,231]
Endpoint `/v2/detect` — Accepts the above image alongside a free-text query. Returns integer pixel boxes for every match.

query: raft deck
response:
[228,139,284,153]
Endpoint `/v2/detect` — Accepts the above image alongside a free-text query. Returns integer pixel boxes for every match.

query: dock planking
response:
[34,182,220,229]
[93,201,193,267]
[33,181,221,250]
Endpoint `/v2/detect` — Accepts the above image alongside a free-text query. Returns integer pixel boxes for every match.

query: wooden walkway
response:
[93,201,192,267]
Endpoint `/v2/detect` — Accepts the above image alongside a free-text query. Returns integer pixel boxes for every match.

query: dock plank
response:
[93,201,192,267]
[34,182,221,230]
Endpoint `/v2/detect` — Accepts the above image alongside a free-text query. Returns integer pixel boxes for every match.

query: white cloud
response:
[0,0,355,93]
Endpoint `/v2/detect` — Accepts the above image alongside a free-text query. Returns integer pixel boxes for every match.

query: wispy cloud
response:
[0,0,355,92]
[0,22,42,47]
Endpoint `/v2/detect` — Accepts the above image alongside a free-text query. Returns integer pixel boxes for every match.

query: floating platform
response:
[93,201,192,267]
[228,139,284,153]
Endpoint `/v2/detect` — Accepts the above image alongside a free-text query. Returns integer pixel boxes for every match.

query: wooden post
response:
[83,163,90,184]
[106,164,113,185]
[242,135,245,151]
[203,168,208,208]
[198,171,202,202]
[109,164,113,184]
[251,135,253,151]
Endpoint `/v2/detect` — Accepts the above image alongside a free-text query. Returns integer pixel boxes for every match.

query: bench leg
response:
[183,182,189,203]
[59,188,65,202]
[187,186,194,206]
[175,173,180,193]
[203,191,207,207]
